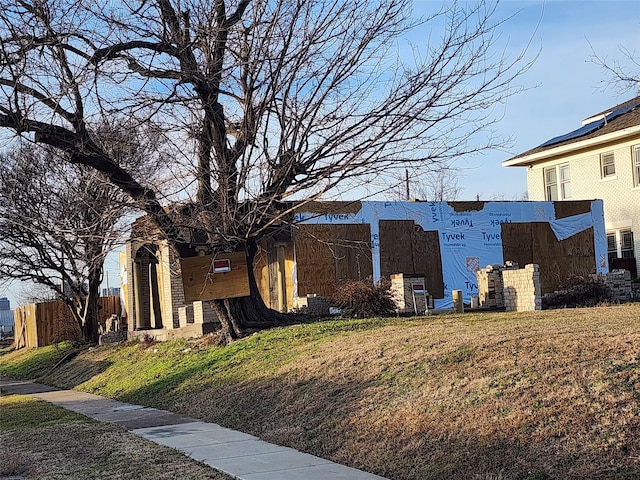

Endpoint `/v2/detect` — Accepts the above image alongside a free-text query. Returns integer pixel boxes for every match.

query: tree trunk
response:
[211,240,292,343]
[82,276,101,344]
[69,269,101,345]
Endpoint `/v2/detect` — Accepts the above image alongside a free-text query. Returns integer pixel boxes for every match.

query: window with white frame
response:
[600,151,615,178]
[607,229,636,271]
[633,145,640,187]
[559,163,571,199]
[621,230,635,259]
[544,167,558,200]
[607,232,617,266]
[544,164,571,201]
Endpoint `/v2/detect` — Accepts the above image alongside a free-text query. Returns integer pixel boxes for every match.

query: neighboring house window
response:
[559,164,571,199]
[544,164,571,200]
[600,152,615,178]
[621,230,635,259]
[633,145,640,187]
[607,233,617,266]
[544,167,558,200]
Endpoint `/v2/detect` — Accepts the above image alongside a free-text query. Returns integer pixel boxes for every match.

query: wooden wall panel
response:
[181,252,250,302]
[296,201,362,215]
[502,223,534,267]
[284,242,296,309]
[553,200,592,219]
[449,201,486,212]
[503,222,596,295]
[334,225,373,282]
[379,220,444,298]
[379,220,415,277]
[253,242,270,307]
[294,225,337,297]
[266,244,279,309]
[294,224,372,297]
[412,227,444,298]
[533,224,595,294]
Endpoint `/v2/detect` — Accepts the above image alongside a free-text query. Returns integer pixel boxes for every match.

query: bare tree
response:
[0,121,165,344]
[386,167,462,201]
[0,146,122,343]
[590,43,640,95]
[0,0,534,341]
[16,284,58,306]
[417,169,463,202]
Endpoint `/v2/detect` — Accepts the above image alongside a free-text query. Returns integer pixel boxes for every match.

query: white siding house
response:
[504,96,640,277]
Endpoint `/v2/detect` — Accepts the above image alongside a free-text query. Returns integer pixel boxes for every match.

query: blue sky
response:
[412,0,640,200]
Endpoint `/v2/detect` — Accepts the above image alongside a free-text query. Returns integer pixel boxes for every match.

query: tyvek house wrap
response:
[294,200,608,309]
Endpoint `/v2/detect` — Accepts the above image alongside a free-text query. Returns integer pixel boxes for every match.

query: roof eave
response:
[502,124,640,168]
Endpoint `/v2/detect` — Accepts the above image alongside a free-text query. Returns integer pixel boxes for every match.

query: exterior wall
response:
[295,200,607,308]
[526,136,640,277]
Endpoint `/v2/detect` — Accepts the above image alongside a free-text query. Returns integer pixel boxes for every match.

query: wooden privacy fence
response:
[14,296,122,349]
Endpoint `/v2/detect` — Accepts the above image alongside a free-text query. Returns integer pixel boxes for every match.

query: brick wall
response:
[476,262,520,308]
[178,305,194,327]
[389,274,430,314]
[476,265,505,308]
[502,264,541,312]
[160,243,186,329]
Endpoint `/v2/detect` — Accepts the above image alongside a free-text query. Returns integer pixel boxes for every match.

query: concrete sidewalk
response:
[0,376,386,480]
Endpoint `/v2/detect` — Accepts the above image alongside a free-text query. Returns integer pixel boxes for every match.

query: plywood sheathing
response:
[379,220,444,298]
[553,199,592,219]
[253,243,271,308]
[502,223,596,295]
[294,224,373,297]
[449,201,486,212]
[180,251,250,302]
[294,200,363,215]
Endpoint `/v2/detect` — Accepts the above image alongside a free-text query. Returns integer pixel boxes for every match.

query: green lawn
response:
[0,394,232,479]
[2,305,640,479]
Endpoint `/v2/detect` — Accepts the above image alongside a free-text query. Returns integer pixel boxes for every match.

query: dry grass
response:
[3,305,640,479]
[0,394,233,479]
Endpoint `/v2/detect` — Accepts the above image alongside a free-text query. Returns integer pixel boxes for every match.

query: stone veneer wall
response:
[178,305,194,327]
[502,264,541,312]
[590,269,632,302]
[476,265,505,308]
[292,295,331,316]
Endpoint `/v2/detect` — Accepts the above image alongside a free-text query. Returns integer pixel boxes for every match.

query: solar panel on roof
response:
[537,99,640,149]
[538,119,604,147]
[606,99,640,122]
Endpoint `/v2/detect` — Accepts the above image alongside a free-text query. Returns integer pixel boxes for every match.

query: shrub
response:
[542,275,612,309]
[330,278,396,318]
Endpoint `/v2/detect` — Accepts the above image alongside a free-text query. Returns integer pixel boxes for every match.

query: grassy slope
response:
[2,306,640,480]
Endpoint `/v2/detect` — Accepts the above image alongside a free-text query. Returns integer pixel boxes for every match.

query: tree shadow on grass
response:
[43,358,114,389]
[115,365,640,480]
